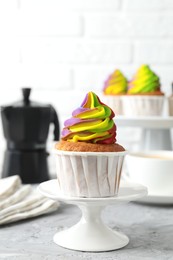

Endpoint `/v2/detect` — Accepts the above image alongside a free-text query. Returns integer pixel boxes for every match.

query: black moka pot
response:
[1,88,60,183]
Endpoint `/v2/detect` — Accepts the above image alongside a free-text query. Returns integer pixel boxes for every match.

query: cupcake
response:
[102,69,127,115]
[122,65,165,116]
[55,92,126,198]
[168,83,173,116]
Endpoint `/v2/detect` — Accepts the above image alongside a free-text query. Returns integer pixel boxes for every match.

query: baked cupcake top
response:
[61,92,116,144]
[103,69,127,95]
[128,65,163,95]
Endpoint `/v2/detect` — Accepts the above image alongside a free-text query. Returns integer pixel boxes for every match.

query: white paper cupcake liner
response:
[55,150,127,198]
[168,97,173,116]
[122,95,164,116]
[102,95,123,115]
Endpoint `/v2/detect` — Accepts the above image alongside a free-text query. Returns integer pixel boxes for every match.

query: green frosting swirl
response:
[128,65,160,94]
[61,92,116,144]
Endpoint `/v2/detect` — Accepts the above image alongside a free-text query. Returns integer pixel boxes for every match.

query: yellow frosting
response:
[128,65,160,94]
[62,92,116,144]
[103,70,127,95]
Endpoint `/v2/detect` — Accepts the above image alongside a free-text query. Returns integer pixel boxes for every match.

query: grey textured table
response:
[0,202,173,260]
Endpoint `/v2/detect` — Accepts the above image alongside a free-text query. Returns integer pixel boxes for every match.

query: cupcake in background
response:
[168,83,173,116]
[122,65,165,116]
[55,92,126,198]
[102,69,127,115]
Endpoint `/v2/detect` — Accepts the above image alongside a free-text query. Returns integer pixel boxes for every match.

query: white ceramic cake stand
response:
[38,180,147,252]
[116,116,173,150]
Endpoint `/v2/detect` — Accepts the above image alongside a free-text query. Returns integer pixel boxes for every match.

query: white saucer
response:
[122,175,173,205]
[137,193,173,205]
[38,180,147,252]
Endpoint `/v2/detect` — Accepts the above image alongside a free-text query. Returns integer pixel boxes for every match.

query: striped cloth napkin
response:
[0,175,59,225]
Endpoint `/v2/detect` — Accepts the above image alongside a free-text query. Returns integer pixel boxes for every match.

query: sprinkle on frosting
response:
[128,64,161,94]
[103,69,127,95]
[61,92,116,144]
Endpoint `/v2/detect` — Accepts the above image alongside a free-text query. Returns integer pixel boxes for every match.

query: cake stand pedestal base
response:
[38,180,147,252]
[53,203,129,251]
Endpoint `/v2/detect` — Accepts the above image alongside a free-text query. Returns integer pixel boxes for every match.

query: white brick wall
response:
[20,0,120,11]
[86,14,173,38]
[0,0,173,176]
[19,11,83,37]
[20,38,132,64]
[135,41,173,65]
[123,0,173,11]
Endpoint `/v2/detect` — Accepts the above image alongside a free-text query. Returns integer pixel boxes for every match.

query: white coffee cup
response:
[125,151,173,196]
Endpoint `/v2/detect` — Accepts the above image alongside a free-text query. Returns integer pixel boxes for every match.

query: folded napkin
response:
[0,175,59,225]
[0,175,21,199]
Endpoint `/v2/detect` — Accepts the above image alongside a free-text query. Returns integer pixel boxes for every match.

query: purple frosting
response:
[64,118,99,128]
[64,118,82,127]
[62,128,70,137]
[72,107,90,117]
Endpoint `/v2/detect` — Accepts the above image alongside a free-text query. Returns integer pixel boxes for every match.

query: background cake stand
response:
[38,179,147,252]
[116,116,173,150]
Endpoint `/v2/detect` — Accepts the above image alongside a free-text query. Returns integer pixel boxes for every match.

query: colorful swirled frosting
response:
[128,65,161,94]
[62,92,116,144]
[103,70,127,95]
